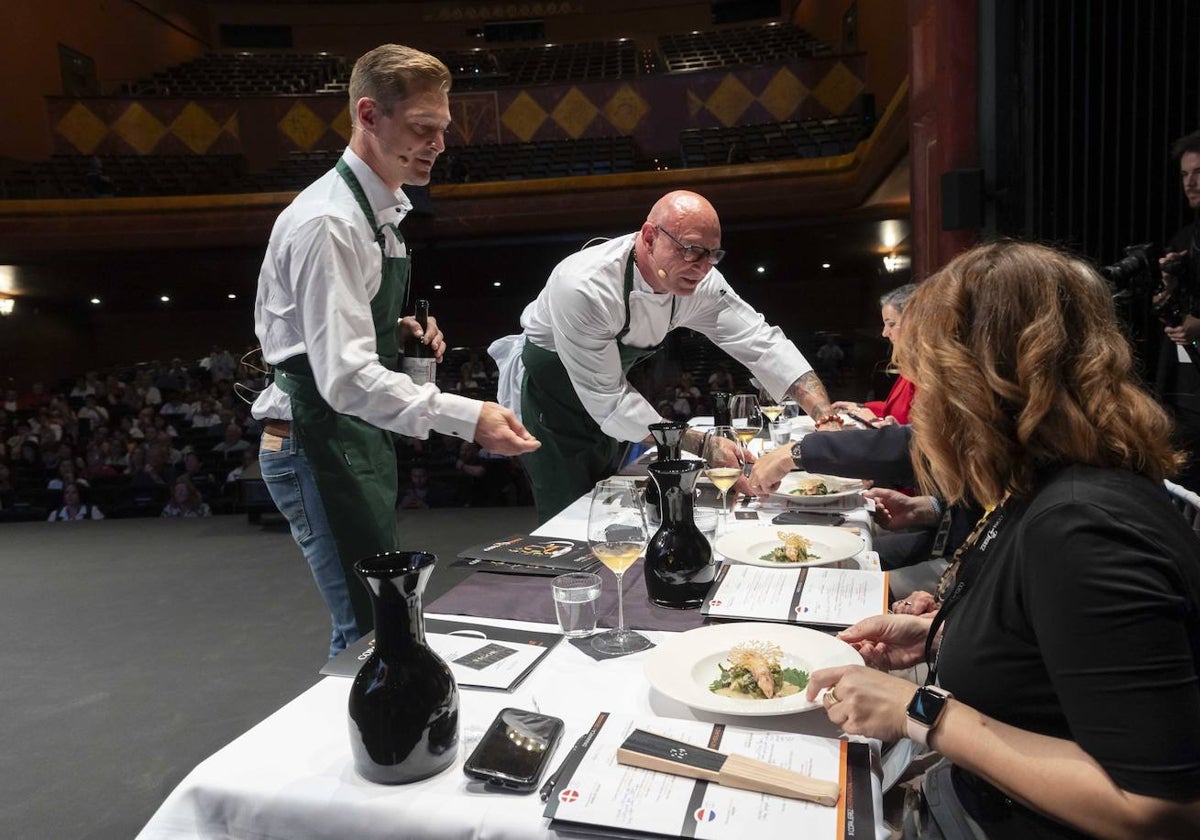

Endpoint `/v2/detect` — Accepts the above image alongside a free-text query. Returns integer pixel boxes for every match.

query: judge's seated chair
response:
[1164,479,1200,536]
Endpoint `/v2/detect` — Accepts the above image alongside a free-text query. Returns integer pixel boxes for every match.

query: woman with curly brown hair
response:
[804,241,1200,839]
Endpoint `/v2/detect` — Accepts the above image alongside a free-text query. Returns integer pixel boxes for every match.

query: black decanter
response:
[348,551,459,784]
[644,459,715,609]
[645,421,688,525]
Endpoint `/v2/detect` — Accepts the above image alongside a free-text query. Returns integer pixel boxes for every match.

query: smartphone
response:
[463,708,565,792]
[845,411,880,430]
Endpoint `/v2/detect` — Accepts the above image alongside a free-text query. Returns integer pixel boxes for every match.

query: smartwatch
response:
[790,440,804,468]
[905,685,953,746]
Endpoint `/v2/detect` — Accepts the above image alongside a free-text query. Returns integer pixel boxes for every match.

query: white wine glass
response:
[730,394,762,448]
[701,426,744,533]
[757,384,783,424]
[588,480,652,655]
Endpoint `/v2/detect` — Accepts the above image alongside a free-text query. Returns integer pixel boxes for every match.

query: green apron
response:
[522,247,676,523]
[274,159,410,634]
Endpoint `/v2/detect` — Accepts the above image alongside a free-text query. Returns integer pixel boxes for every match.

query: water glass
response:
[551,572,602,637]
[693,506,719,546]
[769,419,792,448]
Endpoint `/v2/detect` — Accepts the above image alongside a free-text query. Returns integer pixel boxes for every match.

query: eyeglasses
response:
[654,225,725,265]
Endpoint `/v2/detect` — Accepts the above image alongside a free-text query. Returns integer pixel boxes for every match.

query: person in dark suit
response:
[749,425,980,600]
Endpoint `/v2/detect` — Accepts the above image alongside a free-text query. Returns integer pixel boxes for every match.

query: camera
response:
[1099,243,1163,300]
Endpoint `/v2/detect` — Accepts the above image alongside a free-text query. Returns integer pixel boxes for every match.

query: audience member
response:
[159,395,193,423]
[69,377,95,399]
[77,395,109,426]
[707,363,734,393]
[179,451,217,500]
[47,482,104,521]
[189,398,223,430]
[399,465,444,509]
[207,346,237,382]
[212,423,250,456]
[47,460,88,493]
[17,382,51,411]
[814,335,845,381]
[81,446,118,481]
[161,478,212,518]
[0,463,15,508]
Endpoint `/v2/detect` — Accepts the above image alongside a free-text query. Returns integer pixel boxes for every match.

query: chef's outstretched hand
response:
[474,403,540,455]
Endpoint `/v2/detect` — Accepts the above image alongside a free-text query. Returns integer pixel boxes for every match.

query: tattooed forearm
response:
[786,371,832,418]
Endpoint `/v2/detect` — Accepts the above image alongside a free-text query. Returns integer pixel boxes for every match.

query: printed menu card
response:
[321,618,562,691]
[701,564,889,629]
[543,712,874,840]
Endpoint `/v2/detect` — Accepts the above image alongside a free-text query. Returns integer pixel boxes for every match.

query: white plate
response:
[770,471,863,505]
[643,622,863,715]
[714,524,865,568]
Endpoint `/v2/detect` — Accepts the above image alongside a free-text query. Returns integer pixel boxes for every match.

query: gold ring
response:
[826,685,841,705]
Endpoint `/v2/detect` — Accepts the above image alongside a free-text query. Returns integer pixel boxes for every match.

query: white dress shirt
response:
[504,233,811,443]
[251,149,480,441]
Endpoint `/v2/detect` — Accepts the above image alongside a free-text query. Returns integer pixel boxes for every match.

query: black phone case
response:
[463,708,564,792]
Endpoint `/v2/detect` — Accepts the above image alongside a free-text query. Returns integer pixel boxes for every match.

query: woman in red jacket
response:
[834,283,917,425]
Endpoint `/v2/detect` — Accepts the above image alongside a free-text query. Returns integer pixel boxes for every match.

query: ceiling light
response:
[821,263,831,269]
[0,298,13,316]
[493,281,502,287]
[160,295,171,303]
[90,297,101,305]
[756,266,766,274]
[227,293,237,300]
[433,284,442,290]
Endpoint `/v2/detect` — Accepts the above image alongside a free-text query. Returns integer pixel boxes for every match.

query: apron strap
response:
[615,245,677,344]
[335,158,399,255]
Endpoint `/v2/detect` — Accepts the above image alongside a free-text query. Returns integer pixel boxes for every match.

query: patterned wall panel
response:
[50,99,241,156]
[48,55,864,157]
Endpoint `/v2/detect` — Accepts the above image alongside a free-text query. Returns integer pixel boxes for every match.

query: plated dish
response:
[714,524,865,568]
[643,622,863,715]
[770,471,863,505]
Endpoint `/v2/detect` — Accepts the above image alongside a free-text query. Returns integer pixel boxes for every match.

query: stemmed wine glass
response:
[588,480,652,655]
[730,394,762,449]
[757,385,784,425]
[701,426,745,534]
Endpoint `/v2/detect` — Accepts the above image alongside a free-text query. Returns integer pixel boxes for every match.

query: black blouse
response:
[938,464,1200,837]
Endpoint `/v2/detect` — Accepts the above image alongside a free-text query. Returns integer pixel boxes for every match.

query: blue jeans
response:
[259,430,361,658]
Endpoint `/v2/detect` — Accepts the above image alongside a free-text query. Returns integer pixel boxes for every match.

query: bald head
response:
[646,191,721,238]
[636,191,723,296]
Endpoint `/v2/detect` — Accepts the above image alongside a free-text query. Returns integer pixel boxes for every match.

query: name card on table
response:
[701,564,889,629]
[321,617,562,691]
[543,712,875,840]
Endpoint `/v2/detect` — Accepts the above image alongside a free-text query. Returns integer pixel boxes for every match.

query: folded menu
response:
[320,617,562,691]
[543,712,875,840]
[454,534,601,576]
[701,564,889,629]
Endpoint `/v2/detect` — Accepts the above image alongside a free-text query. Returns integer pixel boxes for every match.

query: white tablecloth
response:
[138,483,883,840]
[137,612,888,840]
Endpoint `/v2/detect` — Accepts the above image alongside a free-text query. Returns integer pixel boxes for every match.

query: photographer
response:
[1157,131,1200,486]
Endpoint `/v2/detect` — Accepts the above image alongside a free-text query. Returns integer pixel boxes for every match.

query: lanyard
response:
[923,497,1014,686]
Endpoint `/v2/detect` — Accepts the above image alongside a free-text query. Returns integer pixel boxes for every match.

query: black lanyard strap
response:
[924,495,1014,686]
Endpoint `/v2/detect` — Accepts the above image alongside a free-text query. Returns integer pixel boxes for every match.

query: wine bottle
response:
[711,391,732,427]
[402,299,437,386]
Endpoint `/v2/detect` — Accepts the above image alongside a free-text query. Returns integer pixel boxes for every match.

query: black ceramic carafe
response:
[644,459,715,609]
[711,391,733,427]
[645,421,688,525]
[348,551,459,784]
